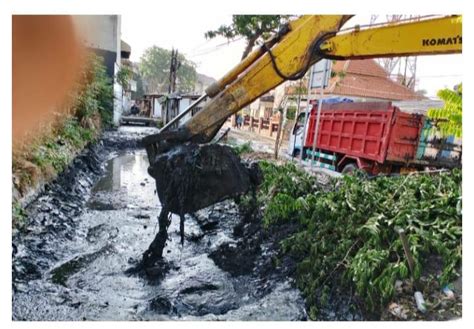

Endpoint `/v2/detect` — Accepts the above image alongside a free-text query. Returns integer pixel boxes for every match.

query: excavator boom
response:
[320,15,461,60]
[143,15,461,159]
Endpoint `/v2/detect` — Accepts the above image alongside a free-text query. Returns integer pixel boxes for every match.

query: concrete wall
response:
[73,15,119,53]
[179,98,193,123]
[153,99,163,118]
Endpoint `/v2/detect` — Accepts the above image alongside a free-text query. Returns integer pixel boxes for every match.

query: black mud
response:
[139,143,262,267]
[12,127,308,321]
[149,143,261,215]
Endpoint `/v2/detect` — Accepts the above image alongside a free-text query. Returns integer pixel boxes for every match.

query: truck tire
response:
[341,163,358,175]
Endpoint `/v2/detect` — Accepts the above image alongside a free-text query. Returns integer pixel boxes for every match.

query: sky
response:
[121,13,463,98]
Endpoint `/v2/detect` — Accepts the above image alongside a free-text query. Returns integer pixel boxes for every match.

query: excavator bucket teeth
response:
[148,143,261,215]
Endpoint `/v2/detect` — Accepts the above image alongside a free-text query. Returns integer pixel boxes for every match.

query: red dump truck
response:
[288,101,462,175]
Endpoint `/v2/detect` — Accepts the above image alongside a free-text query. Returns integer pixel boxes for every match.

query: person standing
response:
[236,114,243,129]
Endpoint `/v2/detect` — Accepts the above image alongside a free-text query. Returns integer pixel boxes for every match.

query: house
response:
[274,59,423,115]
[282,59,422,102]
[74,15,121,79]
[249,94,275,119]
[143,93,204,125]
[245,59,424,140]
[120,48,137,116]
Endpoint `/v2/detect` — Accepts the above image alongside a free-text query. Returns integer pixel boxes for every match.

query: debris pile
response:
[242,162,462,320]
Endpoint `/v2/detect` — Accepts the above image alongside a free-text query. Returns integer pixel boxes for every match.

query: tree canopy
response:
[427,83,462,137]
[138,46,197,94]
[205,15,289,59]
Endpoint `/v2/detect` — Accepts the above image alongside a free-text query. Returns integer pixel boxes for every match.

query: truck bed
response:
[303,101,461,171]
[305,102,423,165]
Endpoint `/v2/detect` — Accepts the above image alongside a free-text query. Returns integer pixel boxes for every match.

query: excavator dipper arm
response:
[142,15,352,159]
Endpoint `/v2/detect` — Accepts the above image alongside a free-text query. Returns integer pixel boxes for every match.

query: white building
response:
[73,15,130,126]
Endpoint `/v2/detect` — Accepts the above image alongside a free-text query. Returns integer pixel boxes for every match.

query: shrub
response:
[232,141,253,155]
[257,163,462,318]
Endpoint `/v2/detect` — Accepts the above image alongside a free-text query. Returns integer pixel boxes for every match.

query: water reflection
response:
[93,152,150,194]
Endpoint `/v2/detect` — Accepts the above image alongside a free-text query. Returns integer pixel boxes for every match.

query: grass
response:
[12,201,27,229]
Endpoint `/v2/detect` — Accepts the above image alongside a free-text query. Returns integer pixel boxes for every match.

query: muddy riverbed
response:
[12,127,311,321]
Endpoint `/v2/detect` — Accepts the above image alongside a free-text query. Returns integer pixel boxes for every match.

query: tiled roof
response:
[327,59,421,101]
[285,59,422,101]
[332,59,388,78]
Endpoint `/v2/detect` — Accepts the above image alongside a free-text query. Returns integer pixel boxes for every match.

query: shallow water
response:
[12,146,307,321]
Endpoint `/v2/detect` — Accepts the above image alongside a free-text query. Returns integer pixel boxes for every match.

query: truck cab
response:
[288,109,307,158]
[288,98,354,159]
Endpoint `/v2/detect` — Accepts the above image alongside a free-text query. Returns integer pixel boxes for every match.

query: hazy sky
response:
[121,14,463,98]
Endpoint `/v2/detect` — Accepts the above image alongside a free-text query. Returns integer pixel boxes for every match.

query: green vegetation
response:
[427,84,462,138]
[12,201,27,227]
[286,105,297,120]
[231,141,254,155]
[29,117,97,174]
[156,119,164,129]
[12,53,113,209]
[248,162,462,319]
[138,46,197,93]
[116,65,133,90]
[76,54,114,127]
[205,15,289,59]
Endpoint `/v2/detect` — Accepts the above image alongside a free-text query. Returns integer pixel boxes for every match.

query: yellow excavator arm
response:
[142,15,461,160]
[320,15,462,59]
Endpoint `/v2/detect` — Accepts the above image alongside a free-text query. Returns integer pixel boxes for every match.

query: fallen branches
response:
[253,162,462,319]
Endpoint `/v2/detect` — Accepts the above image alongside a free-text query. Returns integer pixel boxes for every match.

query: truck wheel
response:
[341,163,358,175]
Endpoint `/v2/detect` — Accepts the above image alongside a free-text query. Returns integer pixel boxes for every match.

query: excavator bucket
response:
[147,143,262,215]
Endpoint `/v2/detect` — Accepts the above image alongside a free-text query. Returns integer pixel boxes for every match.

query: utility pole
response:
[299,66,313,163]
[166,48,181,125]
[274,97,288,160]
[168,48,181,93]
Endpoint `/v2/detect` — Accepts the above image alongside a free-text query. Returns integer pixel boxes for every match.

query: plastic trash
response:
[442,286,455,300]
[414,291,427,313]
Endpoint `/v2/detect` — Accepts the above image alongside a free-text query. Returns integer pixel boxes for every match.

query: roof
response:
[121,40,131,53]
[260,95,275,102]
[332,59,388,78]
[325,59,422,101]
[144,93,201,100]
[121,40,131,59]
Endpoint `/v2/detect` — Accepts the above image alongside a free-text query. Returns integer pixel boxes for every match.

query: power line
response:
[187,39,243,57]
[186,37,244,58]
[187,38,214,54]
